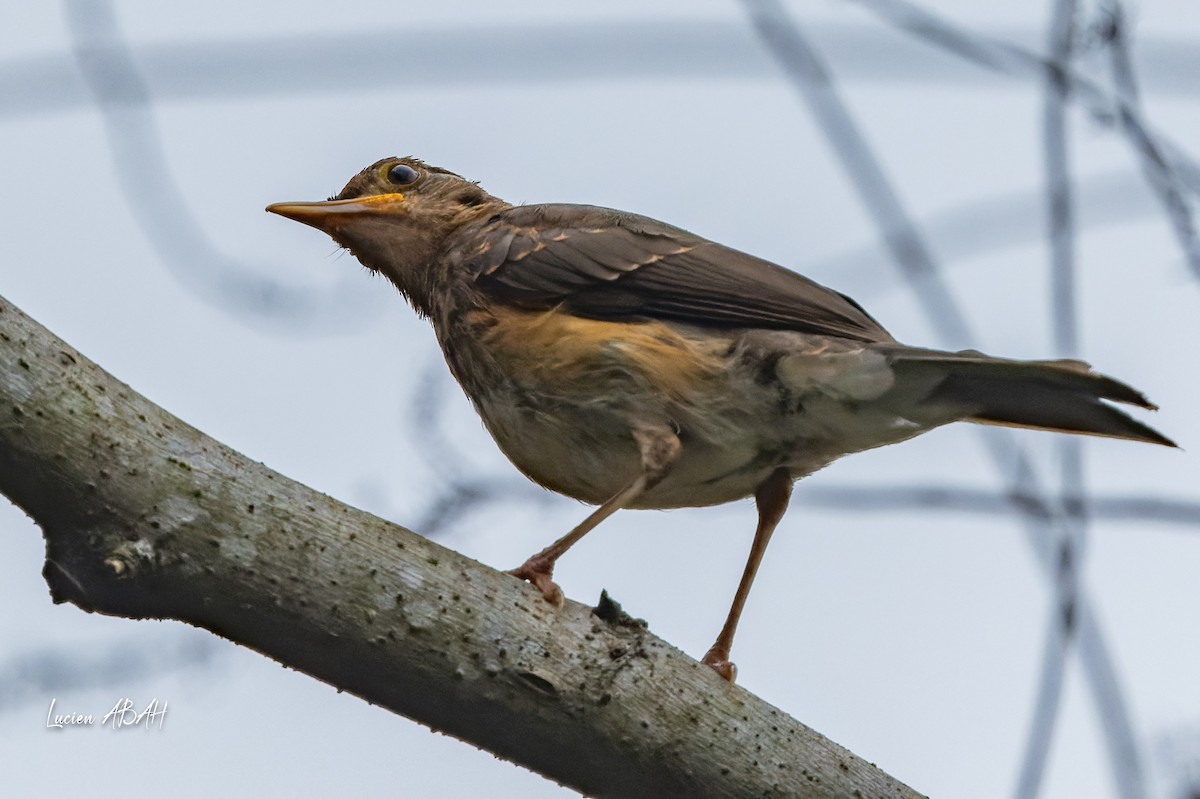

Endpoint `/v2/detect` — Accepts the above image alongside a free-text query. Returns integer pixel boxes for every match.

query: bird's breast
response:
[452,306,740,504]
[436,306,934,509]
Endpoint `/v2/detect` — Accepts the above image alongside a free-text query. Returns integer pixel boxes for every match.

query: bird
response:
[267,156,1175,681]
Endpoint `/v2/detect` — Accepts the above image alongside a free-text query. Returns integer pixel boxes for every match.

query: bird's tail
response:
[884,347,1177,447]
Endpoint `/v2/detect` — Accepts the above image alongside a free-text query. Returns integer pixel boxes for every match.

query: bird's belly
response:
[474,391,830,510]
[634,448,785,509]
[476,399,644,504]
[476,387,930,510]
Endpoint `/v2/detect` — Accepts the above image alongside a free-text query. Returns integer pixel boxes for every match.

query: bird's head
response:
[267,156,504,310]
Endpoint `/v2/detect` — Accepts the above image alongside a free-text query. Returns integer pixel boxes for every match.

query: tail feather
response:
[885,348,1177,448]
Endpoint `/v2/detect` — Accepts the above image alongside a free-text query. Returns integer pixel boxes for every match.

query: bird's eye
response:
[386,164,420,186]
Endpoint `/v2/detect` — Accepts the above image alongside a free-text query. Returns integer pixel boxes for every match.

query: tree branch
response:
[0,292,923,799]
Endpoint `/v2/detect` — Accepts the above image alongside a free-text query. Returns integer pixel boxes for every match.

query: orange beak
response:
[266,193,406,233]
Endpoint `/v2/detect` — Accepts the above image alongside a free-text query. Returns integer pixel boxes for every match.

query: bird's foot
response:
[701,645,738,682]
[507,558,565,608]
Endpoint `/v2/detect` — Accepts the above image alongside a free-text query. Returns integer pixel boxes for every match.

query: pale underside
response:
[455,307,942,509]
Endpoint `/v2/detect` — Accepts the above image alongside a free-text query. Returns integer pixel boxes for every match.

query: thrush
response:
[268,156,1175,680]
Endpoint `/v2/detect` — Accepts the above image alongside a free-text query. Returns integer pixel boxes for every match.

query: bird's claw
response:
[702,646,738,682]
[507,560,565,608]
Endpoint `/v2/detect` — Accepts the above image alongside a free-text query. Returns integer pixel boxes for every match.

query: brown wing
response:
[462,204,893,342]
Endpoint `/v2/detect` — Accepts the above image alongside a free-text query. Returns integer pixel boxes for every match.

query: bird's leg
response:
[702,467,793,682]
[508,425,681,606]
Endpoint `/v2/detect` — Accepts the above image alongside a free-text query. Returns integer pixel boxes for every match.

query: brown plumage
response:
[268,156,1175,680]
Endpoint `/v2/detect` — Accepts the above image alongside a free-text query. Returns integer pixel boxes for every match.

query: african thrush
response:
[268,156,1174,680]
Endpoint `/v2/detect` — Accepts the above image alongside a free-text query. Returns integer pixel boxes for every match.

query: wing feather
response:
[463,204,892,342]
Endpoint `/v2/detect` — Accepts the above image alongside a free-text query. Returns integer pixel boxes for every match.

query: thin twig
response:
[1103,3,1200,278]
[1014,4,1089,796]
[1033,0,1086,791]
[796,484,1200,528]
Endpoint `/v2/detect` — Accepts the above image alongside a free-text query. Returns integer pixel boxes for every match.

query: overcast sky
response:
[2,1,1198,797]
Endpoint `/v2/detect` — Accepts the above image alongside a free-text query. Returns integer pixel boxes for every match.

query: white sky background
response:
[1,1,1198,797]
